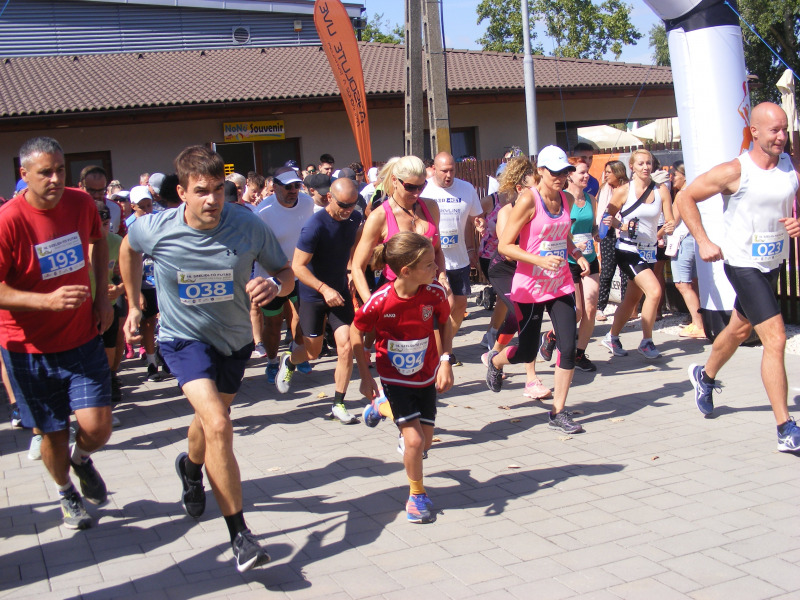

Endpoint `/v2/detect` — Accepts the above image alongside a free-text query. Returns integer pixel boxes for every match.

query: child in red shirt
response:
[351,232,453,523]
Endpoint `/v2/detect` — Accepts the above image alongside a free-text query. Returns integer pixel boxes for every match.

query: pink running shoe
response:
[523,379,552,399]
[125,343,134,360]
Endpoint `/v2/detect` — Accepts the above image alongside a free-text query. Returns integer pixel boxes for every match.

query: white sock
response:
[56,480,74,494]
[268,356,279,365]
[70,442,91,464]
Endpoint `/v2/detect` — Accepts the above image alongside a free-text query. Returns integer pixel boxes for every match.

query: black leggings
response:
[507,294,577,370]
[488,259,518,336]
[597,230,628,311]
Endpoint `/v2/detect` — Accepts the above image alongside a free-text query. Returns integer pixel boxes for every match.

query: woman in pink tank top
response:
[352,156,447,305]
[485,146,590,435]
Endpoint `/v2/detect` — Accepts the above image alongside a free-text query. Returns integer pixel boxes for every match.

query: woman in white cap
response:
[485,145,589,434]
[600,149,674,359]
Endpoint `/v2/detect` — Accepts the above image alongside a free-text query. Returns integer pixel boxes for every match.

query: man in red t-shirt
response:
[0,136,114,531]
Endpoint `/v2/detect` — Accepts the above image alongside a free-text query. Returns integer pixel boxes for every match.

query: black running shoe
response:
[70,458,108,505]
[485,350,503,393]
[548,410,584,434]
[175,452,206,518]
[232,529,271,573]
[449,353,463,367]
[539,330,556,362]
[575,352,597,372]
[146,363,162,382]
[60,487,93,530]
[110,375,122,403]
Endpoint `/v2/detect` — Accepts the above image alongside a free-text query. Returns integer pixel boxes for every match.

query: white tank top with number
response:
[722,152,798,273]
[616,180,662,262]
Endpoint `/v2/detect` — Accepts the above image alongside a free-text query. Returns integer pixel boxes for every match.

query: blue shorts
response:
[447,265,472,297]
[159,339,254,395]
[1,337,111,433]
[670,236,697,283]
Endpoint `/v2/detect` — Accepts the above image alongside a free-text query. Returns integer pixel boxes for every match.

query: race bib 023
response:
[35,232,85,280]
[387,337,429,376]
[751,231,786,263]
[177,270,234,305]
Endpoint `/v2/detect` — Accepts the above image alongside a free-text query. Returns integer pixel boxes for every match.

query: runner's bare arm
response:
[0,282,89,312]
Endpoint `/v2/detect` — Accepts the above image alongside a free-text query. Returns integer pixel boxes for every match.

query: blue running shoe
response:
[406,493,435,524]
[265,362,279,384]
[688,363,719,415]
[362,395,387,428]
[777,417,800,453]
[296,361,313,374]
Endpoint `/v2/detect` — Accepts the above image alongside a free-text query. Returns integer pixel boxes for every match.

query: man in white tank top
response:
[678,102,800,453]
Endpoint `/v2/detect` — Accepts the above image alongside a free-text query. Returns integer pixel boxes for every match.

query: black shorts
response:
[383,382,436,426]
[615,248,653,279]
[261,286,299,317]
[479,256,491,280]
[141,288,159,319]
[568,258,600,283]
[299,298,354,337]
[724,263,781,326]
[101,303,123,348]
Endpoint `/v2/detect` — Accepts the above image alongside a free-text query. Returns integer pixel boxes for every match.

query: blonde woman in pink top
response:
[485,146,590,434]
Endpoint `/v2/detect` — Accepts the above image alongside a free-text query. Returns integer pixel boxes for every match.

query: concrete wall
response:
[0,93,677,196]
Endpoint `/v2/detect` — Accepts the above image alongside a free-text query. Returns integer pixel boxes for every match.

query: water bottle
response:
[598,212,610,239]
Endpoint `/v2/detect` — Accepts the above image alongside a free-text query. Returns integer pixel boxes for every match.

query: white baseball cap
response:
[130,185,153,205]
[536,145,575,172]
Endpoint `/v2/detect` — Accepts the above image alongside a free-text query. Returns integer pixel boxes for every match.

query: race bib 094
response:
[387,338,429,376]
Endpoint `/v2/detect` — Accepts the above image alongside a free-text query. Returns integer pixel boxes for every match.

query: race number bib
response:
[637,241,657,263]
[387,338,429,376]
[751,231,786,263]
[143,258,156,287]
[177,270,234,305]
[35,232,85,280]
[539,239,567,260]
[440,228,459,249]
[572,233,594,256]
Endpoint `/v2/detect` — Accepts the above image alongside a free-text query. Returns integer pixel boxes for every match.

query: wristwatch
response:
[440,353,451,363]
[268,276,282,295]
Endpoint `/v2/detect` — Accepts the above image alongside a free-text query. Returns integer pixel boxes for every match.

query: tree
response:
[476,0,641,60]
[359,13,404,44]
[648,23,670,66]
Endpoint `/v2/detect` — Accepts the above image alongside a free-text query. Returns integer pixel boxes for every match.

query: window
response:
[422,127,478,160]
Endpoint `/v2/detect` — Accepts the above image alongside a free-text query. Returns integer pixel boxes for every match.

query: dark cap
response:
[335,167,357,181]
[304,173,332,196]
[224,180,239,203]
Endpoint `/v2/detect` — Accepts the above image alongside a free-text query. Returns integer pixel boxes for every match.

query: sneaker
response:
[139,347,146,360]
[232,529,271,573]
[601,333,628,356]
[637,340,661,359]
[777,417,800,453]
[10,403,22,428]
[70,457,108,505]
[265,362,279,384]
[331,402,358,424]
[679,324,706,339]
[174,452,205,518]
[253,342,267,358]
[575,352,597,372]
[548,410,584,434]
[396,434,427,459]
[522,379,552,399]
[449,353,463,367]
[362,395,387,428]
[539,330,556,362]
[125,343,134,360]
[146,363,162,382]
[485,350,503,393]
[406,493,435,524]
[296,361,313,374]
[275,352,294,394]
[110,375,122,403]
[27,434,42,460]
[688,363,719,415]
[60,487,92,530]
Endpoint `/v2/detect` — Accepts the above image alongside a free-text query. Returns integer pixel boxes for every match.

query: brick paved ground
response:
[2,303,799,599]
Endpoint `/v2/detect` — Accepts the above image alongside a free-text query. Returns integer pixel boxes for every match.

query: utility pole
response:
[521,0,538,156]
[422,0,451,155]
[404,0,423,157]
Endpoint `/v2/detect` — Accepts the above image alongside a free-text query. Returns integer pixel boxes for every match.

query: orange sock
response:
[408,478,425,495]
[378,400,394,420]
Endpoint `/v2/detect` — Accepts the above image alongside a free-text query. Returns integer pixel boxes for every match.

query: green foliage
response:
[360,12,404,44]
[648,23,670,66]
[476,0,641,60]
[737,0,799,103]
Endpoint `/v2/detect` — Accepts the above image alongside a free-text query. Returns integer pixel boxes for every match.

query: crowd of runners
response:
[1,101,798,573]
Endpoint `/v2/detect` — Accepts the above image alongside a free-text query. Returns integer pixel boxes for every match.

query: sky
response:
[365,0,662,65]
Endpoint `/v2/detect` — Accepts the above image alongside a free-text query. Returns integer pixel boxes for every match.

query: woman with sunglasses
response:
[601,149,674,359]
[351,155,447,305]
[486,145,589,434]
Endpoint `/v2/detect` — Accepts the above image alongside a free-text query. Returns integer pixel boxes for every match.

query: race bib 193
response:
[751,231,786,263]
[177,270,234,305]
[35,232,85,280]
[539,239,567,260]
[387,338,429,376]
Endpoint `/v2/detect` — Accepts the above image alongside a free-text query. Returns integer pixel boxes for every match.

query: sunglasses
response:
[336,200,358,209]
[398,178,427,193]
[283,182,302,190]
[545,167,573,177]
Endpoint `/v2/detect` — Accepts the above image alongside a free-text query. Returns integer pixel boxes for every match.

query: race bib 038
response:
[178,270,234,305]
[35,232,85,280]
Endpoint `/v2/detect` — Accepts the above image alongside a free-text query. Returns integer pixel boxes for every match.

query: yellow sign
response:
[223,120,285,142]
[224,164,235,175]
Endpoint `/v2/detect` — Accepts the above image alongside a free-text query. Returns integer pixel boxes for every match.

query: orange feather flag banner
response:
[314,0,372,169]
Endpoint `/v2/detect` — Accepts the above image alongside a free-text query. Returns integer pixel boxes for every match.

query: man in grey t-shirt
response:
[120,146,293,573]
